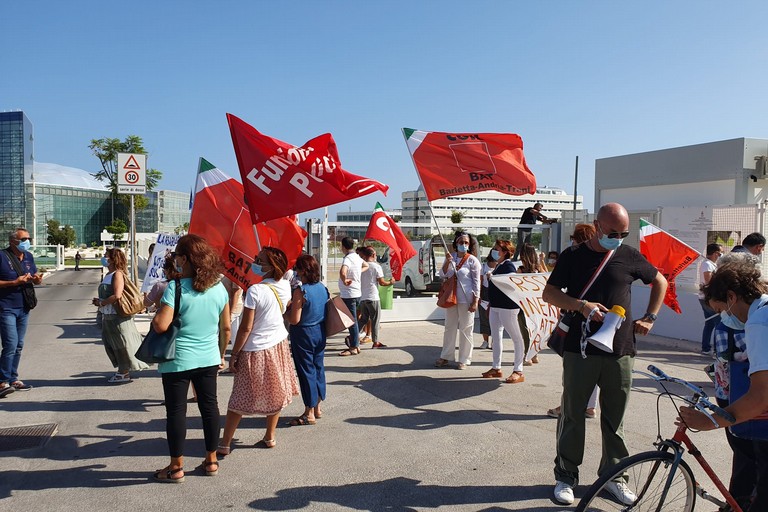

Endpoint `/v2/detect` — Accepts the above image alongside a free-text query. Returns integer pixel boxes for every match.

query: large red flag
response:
[403,128,537,201]
[228,114,388,223]
[189,158,307,291]
[639,219,700,313]
[364,202,417,281]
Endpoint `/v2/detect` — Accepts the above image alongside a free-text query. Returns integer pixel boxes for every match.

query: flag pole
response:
[401,129,467,297]
[252,224,262,253]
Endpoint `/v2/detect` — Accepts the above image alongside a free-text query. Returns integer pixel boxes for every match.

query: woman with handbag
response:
[435,232,481,370]
[481,240,527,383]
[285,254,329,425]
[91,247,148,384]
[150,234,231,483]
[217,247,298,454]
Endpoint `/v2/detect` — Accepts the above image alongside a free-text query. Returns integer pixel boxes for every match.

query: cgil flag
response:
[403,128,537,201]
[228,114,389,223]
[189,158,307,291]
[639,219,700,314]
[364,202,417,281]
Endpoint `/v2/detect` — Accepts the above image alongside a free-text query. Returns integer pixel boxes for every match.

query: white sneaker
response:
[553,481,574,505]
[479,341,489,349]
[605,480,636,505]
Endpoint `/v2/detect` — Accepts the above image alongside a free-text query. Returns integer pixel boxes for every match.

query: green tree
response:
[46,219,76,247]
[174,222,190,235]
[89,136,163,220]
[106,219,128,242]
[450,210,465,224]
[477,234,494,247]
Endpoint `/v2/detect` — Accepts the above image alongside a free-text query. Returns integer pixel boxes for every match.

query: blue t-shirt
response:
[297,282,329,327]
[157,278,228,374]
[0,249,37,310]
[745,294,768,376]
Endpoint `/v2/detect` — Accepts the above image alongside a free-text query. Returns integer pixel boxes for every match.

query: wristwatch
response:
[642,313,658,322]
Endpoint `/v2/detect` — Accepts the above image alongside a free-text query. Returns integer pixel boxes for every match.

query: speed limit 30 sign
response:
[117,153,147,194]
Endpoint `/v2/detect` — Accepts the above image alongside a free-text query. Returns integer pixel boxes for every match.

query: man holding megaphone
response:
[542,203,668,506]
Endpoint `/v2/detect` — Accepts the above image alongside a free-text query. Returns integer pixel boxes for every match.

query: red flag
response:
[228,114,388,223]
[639,219,700,313]
[403,128,536,201]
[189,158,306,291]
[364,202,417,281]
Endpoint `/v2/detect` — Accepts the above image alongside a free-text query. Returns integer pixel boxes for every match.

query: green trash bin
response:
[378,284,394,310]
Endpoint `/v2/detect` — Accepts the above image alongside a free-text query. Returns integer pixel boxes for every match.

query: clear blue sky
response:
[4,1,768,218]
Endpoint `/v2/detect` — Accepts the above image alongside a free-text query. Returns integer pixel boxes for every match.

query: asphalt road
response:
[0,269,733,511]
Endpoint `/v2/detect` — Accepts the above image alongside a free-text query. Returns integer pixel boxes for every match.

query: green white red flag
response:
[189,158,307,291]
[228,114,388,223]
[364,202,417,281]
[639,219,700,314]
[403,128,537,201]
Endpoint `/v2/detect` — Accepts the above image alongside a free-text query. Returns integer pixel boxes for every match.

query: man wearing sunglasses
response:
[0,228,44,398]
[542,203,668,506]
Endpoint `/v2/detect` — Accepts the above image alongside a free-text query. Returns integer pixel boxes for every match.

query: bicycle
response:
[576,364,742,512]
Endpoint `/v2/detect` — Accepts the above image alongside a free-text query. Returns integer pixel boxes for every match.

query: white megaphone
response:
[586,305,626,353]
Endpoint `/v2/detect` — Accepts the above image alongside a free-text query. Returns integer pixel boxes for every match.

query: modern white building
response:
[400,186,583,237]
[595,138,768,210]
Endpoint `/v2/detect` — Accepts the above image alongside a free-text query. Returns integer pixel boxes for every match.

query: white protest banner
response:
[141,233,182,293]
[489,272,560,359]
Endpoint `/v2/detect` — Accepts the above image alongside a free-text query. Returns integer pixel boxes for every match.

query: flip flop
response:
[339,348,360,356]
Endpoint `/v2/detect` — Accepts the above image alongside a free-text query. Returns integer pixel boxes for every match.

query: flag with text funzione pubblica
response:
[639,219,700,314]
[403,128,537,201]
[228,114,389,223]
[364,202,417,281]
[189,158,307,291]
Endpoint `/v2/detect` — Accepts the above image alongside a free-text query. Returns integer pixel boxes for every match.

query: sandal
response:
[153,466,185,483]
[434,358,451,368]
[254,438,276,449]
[201,460,219,476]
[216,445,231,458]
[108,373,132,384]
[547,407,561,418]
[289,415,316,426]
[339,348,360,356]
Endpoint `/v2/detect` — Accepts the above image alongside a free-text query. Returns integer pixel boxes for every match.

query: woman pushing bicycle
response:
[677,257,768,511]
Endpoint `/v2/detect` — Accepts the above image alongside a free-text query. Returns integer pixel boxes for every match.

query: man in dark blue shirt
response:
[513,202,549,260]
[0,227,43,398]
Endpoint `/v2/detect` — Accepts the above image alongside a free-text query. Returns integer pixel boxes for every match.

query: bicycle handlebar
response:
[644,365,737,426]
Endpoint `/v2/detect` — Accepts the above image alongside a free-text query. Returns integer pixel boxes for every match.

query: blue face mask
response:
[490,249,500,261]
[251,263,267,277]
[598,233,623,250]
[100,257,108,267]
[721,302,746,330]
[18,240,30,252]
[456,244,468,253]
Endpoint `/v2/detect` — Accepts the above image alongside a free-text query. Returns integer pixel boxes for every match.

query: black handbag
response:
[3,249,37,309]
[546,250,614,357]
[135,279,181,364]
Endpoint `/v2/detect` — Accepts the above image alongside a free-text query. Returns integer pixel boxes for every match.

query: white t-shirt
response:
[339,251,364,299]
[361,261,383,301]
[698,259,717,299]
[241,278,291,352]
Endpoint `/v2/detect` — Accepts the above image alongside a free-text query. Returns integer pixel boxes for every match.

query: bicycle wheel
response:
[576,450,696,512]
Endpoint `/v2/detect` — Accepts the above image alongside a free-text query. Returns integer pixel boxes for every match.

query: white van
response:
[379,236,450,296]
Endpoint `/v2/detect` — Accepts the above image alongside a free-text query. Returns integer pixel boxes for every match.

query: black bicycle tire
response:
[575,450,697,512]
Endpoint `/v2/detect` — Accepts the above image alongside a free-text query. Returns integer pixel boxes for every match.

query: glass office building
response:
[1,111,190,246]
[0,111,33,235]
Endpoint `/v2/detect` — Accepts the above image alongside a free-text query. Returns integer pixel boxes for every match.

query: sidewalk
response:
[0,271,732,511]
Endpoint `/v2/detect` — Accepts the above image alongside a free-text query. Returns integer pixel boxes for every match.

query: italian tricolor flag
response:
[639,219,700,313]
[189,158,306,291]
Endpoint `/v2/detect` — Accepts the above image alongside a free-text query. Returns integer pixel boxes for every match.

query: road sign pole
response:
[130,194,137,284]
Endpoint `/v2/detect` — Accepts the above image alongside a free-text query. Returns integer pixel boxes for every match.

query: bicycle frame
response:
[651,423,744,512]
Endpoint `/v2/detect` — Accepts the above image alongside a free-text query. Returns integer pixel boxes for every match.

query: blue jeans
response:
[0,307,30,384]
[699,299,718,352]
[342,297,361,348]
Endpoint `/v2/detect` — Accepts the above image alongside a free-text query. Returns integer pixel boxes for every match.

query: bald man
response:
[542,203,668,506]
